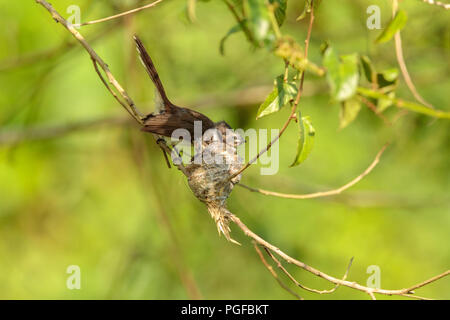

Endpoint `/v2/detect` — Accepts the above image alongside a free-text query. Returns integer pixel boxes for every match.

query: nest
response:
[184,130,243,243]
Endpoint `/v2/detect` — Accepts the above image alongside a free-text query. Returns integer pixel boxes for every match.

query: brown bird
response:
[133,35,216,140]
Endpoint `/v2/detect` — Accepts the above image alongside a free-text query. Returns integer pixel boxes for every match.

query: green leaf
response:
[377,91,395,112]
[339,97,361,129]
[360,55,376,84]
[248,0,271,44]
[377,68,399,88]
[290,115,315,167]
[256,76,298,119]
[323,47,359,101]
[296,0,322,21]
[375,10,408,44]
[269,0,287,26]
[219,23,243,55]
[359,56,398,95]
[296,1,310,21]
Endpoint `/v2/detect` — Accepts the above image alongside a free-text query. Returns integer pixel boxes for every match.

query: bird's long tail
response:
[133,34,173,112]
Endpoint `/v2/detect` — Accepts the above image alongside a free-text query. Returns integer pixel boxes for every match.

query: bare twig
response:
[264,246,354,295]
[35,0,144,123]
[155,139,189,176]
[403,269,450,293]
[230,1,316,180]
[229,213,449,299]
[222,0,255,43]
[34,0,180,165]
[253,243,303,300]
[420,0,450,10]
[357,87,450,119]
[74,0,164,27]
[359,96,392,126]
[0,116,132,146]
[393,0,435,109]
[238,144,388,200]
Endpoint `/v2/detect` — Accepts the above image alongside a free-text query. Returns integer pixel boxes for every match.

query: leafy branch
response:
[216,0,450,176]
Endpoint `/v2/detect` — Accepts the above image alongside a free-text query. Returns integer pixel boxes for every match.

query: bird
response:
[133,35,216,141]
[133,36,244,242]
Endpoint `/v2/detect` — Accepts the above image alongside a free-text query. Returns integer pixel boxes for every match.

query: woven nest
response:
[185,131,243,243]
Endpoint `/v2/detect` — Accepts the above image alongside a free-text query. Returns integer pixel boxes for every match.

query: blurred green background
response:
[0,0,449,299]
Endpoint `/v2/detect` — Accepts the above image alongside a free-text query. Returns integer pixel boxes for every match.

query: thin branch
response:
[229,212,449,299]
[253,242,303,300]
[420,0,450,10]
[359,95,392,126]
[403,269,450,293]
[238,144,388,200]
[35,0,181,169]
[393,0,435,109]
[401,293,432,300]
[74,0,164,27]
[357,87,450,119]
[156,139,189,176]
[268,4,282,40]
[264,246,354,295]
[35,0,144,123]
[222,0,255,43]
[0,116,132,146]
[92,58,141,122]
[230,1,316,180]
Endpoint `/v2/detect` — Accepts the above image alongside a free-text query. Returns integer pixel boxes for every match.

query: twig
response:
[222,0,255,43]
[155,139,189,176]
[253,243,303,300]
[35,0,144,123]
[35,0,178,165]
[393,0,435,109]
[357,87,450,119]
[229,213,449,299]
[229,1,316,180]
[359,96,392,126]
[403,269,450,293]
[73,0,164,27]
[420,0,450,10]
[0,116,132,146]
[268,4,282,40]
[264,246,354,295]
[237,144,388,200]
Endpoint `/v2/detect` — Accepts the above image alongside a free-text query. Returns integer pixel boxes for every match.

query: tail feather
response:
[133,34,173,111]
